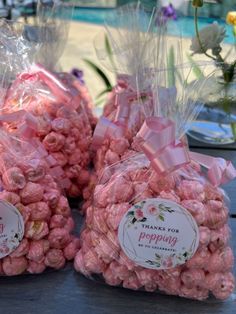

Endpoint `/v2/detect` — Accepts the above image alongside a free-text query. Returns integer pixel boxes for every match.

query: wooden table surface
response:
[0,145,236,314]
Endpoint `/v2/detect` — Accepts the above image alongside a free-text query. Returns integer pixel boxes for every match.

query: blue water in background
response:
[72,8,234,44]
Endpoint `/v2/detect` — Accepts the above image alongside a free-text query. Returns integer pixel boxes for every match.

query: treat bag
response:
[0,21,93,198]
[0,130,80,276]
[74,63,236,300]
[81,3,164,211]
[94,2,160,117]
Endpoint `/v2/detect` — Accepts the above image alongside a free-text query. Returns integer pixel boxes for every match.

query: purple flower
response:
[156,3,177,26]
[71,68,85,85]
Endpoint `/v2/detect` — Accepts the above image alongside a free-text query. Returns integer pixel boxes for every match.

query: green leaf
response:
[83,59,112,89]
[104,34,116,71]
[131,217,137,224]
[186,54,204,79]
[127,211,134,216]
[159,215,164,222]
[140,217,147,222]
[167,46,175,87]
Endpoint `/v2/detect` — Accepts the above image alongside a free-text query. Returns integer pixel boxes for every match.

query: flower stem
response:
[194,7,216,61]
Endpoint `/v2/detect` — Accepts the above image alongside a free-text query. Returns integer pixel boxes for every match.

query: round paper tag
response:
[0,200,24,259]
[118,198,199,270]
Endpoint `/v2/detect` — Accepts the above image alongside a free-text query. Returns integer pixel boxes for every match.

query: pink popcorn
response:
[29,202,51,221]
[186,247,211,269]
[24,160,46,182]
[49,214,67,229]
[181,269,205,288]
[198,226,211,247]
[10,239,29,257]
[83,249,105,274]
[135,269,157,286]
[149,173,175,194]
[207,272,235,300]
[159,190,180,203]
[51,118,71,134]
[64,217,75,233]
[36,115,52,136]
[50,152,68,167]
[27,260,46,274]
[206,247,234,273]
[16,203,31,223]
[178,180,205,201]
[0,191,20,205]
[74,250,90,276]
[43,132,66,152]
[2,256,28,276]
[205,204,228,229]
[94,234,119,263]
[45,249,65,269]
[52,196,71,217]
[209,224,230,252]
[43,189,60,208]
[63,237,80,260]
[27,240,49,262]
[103,267,122,286]
[2,167,26,191]
[104,150,120,165]
[180,285,209,301]
[110,138,130,155]
[181,200,206,225]
[0,152,16,174]
[106,203,130,231]
[20,182,44,204]
[48,228,71,249]
[25,221,49,240]
[123,273,142,290]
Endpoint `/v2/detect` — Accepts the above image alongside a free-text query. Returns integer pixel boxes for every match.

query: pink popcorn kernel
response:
[2,256,28,276]
[27,240,49,262]
[20,182,44,204]
[0,191,20,205]
[45,249,66,270]
[43,189,60,208]
[206,247,234,273]
[25,221,49,240]
[48,228,71,249]
[51,117,71,134]
[181,269,205,288]
[53,196,71,217]
[63,237,80,260]
[15,203,31,223]
[181,200,206,226]
[43,132,66,152]
[177,180,205,201]
[29,202,51,221]
[2,167,26,191]
[10,238,29,258]
[27,260,46,274]
[205,272,235,300]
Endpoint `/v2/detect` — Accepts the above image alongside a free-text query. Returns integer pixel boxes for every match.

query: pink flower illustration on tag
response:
[134,208,144,221]
[147,205,159,215]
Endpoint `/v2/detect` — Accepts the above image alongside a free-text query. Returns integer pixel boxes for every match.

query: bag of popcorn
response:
[0,130,80,275]
[0,20,94,198]
[74,63,236,300]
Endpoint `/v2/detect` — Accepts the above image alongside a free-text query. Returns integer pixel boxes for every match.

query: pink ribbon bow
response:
[138,116,236,187]
[92,90,138,150]
[137,117,190,175]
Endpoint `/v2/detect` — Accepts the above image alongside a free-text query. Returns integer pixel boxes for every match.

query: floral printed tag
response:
[118,198,199,269]
[0,200,24,259]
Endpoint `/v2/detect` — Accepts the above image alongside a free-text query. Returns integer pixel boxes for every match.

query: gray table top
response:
[0,147,236,314]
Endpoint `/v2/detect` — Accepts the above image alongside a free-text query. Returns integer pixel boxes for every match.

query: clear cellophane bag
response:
[0,128,80,276]
[75,58,236,300]
[0,19,93,198]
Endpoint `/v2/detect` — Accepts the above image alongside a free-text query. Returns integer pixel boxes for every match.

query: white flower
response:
[190,22,226,54]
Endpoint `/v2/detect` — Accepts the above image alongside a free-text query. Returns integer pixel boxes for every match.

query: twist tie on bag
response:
[138,116,236,186]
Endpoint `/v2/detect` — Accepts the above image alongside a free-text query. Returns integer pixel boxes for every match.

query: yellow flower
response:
[226,12,236,26]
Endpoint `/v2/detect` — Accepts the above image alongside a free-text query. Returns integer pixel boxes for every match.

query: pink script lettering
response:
[138,232,178,247]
